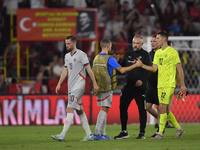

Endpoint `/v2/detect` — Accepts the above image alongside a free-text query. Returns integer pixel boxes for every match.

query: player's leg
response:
[75,89,93,141]
[100,106,113,140]
[76,109,94,141]
[52,90,80,141]
[153,88,174,140]
[94,107,108,140]
[114,88,133,139]
[134,91,147,139]
[146,102,158,118]
[51,107,74,142]
[146,87,159,119]
[167,105,185,138]
[151,104,160,137]
[94,91,113,140]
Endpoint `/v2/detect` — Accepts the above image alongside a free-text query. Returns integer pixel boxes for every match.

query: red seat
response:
[48,78,68,94]
[9,83,22,94]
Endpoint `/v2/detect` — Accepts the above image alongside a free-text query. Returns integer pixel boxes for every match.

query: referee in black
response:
[114,35,151,139]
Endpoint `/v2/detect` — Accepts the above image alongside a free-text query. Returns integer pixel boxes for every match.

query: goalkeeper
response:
[135,31,188,140]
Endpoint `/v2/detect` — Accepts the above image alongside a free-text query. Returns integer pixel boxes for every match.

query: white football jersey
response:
[64,49,89,92]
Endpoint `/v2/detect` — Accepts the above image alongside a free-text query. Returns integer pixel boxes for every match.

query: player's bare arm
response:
[176,63,187,94]
[116,63,138,74]
[55,67,68,94]
[84,64,99,92]
[135,59,157,73]
[113,54,119,62]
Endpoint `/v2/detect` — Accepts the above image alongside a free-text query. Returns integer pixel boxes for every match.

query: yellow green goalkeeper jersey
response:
[153,46,180,88]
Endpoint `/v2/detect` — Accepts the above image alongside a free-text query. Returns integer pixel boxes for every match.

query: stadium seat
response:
[48,78,68,94]
[8,83,22,94]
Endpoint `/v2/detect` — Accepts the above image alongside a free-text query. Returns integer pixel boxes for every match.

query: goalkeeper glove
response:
[176,91,188,101]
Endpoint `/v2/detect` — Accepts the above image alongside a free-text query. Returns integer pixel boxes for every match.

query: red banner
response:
[17,8,98,41]
[0,95,199,126]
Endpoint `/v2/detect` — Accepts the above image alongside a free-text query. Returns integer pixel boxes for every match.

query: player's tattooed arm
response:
[116,65,122,72]
[116,63,138,74]
[116,65,127,73]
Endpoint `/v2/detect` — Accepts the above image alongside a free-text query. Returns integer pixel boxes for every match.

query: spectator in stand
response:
[113,32,127,59]
[45,54,58,77]
[30,0,46,8]
[32,71,47,94]
[126,10,147,48]
[18,0,30,8]
[60,0,74,8]
[74,0,87,8]
[119,0,134,10]
[177,0,187,12]
[49,0,60,8]
[0,30,9,72]
[169,17,182,36]
[183,22,197,36]
[168,29,175,36]
[53,57,64,78]
[161,0,178,31]
[189,1,200,32]
[189,1,200,22]
[3,0,22,41]
[29,42,45,76]
[120,1,132,24]
[180,10,193,34]
[103,13,124,40]
[0,73,6,94]
[98,1,109,28]
[134,0,147,15]
[109,0,121,20]
[152,21,163,35]
[97,1,109,41]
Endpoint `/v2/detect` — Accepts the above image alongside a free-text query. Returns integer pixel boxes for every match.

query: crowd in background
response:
[0,0,200,94]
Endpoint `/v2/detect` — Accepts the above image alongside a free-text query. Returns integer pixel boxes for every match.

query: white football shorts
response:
[67,89,84,110]
[97,91,113,108]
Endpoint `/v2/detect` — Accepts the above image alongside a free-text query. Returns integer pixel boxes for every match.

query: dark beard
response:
[133,47,139,51]
[67,47,73,52]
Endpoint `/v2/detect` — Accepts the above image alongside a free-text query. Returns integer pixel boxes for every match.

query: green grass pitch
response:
[1,124,200,150]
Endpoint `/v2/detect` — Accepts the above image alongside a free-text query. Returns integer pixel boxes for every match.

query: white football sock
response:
[95,110,107,135]
[79,112,92,135]
[60,113,74,137]
[101,115,107,135]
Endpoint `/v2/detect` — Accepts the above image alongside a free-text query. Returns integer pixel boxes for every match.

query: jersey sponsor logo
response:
[159,58,163,65]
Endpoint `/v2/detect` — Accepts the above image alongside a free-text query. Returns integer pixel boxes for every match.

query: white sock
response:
[79,112,92,135]
[177,126,181,130]
[60,113,74,137]
[101,115,107,135]
[95,110,107,135]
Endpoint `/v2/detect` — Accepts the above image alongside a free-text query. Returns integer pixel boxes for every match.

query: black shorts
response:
[146,87,159,105]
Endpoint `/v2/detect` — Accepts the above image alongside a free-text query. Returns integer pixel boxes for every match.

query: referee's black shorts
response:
[146,86,159,105]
